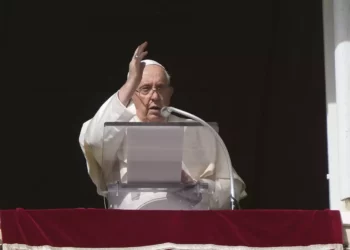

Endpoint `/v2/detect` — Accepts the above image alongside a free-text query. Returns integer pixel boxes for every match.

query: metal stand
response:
[230,195,241,210]
[106,181,209,196]
[104,181,210,209]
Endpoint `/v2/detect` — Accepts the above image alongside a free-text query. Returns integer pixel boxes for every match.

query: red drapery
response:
[0,209,344,249]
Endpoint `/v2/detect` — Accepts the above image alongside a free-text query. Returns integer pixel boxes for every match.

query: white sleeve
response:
[79,91,135,195]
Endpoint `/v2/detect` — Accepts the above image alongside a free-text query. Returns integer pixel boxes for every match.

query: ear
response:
[131,93,141,105]
[131,93,136,104]
[132,92,148,110]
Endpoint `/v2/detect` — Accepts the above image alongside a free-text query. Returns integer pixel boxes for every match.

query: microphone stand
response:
[161,106,240,210]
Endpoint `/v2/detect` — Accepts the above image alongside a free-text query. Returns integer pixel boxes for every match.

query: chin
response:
[148,115,165,122]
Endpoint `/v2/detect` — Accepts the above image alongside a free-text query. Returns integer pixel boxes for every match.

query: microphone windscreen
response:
[161,107,171,118]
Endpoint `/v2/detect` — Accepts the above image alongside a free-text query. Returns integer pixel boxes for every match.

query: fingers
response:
[138,51,148,60]
[128,41,148,80]
[133,41,148,58]
[134,51,148,62]
[139,41,148,52]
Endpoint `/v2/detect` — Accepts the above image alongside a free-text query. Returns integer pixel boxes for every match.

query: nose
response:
[150,89,161,101]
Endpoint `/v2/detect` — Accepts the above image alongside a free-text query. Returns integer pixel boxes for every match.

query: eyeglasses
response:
[135,85,171,96]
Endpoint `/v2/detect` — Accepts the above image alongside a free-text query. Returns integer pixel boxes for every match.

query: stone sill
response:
[342,212,350,247]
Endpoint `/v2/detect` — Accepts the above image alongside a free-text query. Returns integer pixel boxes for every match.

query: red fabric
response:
[0,209,343,248]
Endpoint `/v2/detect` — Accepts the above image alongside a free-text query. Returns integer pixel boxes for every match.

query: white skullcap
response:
[127,59,169,80]
[141,59,165,68]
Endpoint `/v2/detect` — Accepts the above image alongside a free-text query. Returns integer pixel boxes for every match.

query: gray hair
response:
[163,70,171,85]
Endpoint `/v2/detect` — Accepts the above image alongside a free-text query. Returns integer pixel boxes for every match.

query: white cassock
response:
[79,91,247,210]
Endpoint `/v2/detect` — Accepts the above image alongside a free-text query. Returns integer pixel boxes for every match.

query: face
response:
[132,65,173,122]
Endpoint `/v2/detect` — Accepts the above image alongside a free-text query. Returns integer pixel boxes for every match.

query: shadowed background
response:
[1,0,328,209]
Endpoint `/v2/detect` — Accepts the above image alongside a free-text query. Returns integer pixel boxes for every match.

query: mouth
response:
[148,106,162,116]
[149,106,161,111]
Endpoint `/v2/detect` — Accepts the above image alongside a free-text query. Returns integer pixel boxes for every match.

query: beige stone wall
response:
[344,198,350,211]
[342,200,350,247]
[344,226,350,248]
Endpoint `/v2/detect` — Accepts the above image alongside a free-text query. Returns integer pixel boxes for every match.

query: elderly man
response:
[79,42,247,209]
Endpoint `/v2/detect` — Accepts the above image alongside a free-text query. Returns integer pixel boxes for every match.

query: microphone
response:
[160,106,173,118]
[160,106,239,209]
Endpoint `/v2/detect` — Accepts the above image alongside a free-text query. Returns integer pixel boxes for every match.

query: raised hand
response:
[128,41,148,81]
[118,41,148,106]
